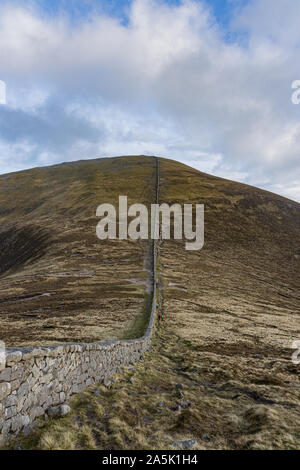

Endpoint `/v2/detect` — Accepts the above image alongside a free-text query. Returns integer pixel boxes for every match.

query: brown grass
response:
[0,156,156,346]
[3,156,300,449]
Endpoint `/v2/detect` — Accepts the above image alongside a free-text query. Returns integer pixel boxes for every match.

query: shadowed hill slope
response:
[0,156,156,346]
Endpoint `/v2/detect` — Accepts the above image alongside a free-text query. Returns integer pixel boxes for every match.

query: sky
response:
[0,0,300,202]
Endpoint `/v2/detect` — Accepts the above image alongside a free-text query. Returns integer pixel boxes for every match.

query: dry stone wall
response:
[0,155,160,441]
[0,278,156,439]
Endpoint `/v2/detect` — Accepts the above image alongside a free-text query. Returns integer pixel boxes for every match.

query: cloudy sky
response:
[0,0,300,201]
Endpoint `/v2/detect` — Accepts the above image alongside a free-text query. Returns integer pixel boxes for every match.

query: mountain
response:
[0,156,156,346]
[1,155,300,449]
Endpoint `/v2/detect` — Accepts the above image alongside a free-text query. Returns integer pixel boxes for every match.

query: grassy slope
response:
[0,156,156,346]
[5,156,300,450]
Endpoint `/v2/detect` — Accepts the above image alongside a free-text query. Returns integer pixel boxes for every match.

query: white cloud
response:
[0,0,299,202]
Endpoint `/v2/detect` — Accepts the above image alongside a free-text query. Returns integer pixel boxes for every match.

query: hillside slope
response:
[159,156,300,353]
[2,155,300,449]
[0,156,156,346]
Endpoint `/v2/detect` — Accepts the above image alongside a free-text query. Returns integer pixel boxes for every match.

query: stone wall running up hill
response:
[0,157,160,441]
[0,289,156,437]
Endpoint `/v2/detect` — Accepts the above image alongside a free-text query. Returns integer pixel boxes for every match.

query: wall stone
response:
[0,157,160,444]
[0,242,157,442]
